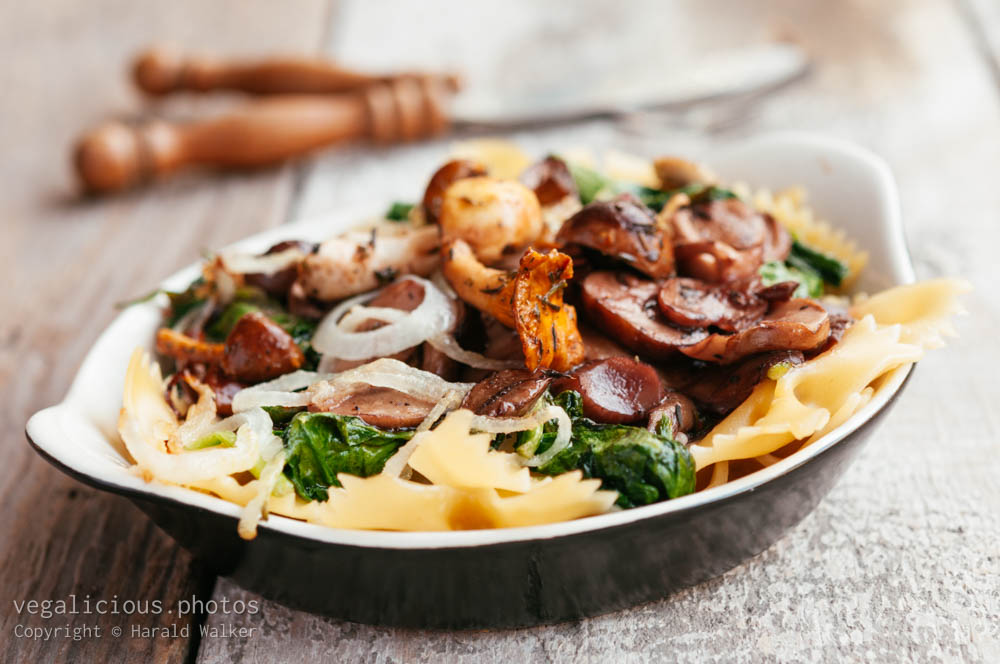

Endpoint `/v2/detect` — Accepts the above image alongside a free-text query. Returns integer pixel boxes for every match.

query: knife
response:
[75,44,808,193]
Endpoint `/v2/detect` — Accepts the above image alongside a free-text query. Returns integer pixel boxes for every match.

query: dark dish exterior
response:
[25,370,911,629]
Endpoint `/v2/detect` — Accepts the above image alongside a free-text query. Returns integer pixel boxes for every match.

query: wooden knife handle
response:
[134,45,461,96]
[74,78,451,193]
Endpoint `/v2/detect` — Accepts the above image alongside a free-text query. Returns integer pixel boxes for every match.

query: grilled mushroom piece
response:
[520,156,577,205]
[657,277,767,332]
[647,391,698,437]
[677,298,831,364]
[580,271,708,360]
[222,312,305,383]
[653,156,716,190]
[439,176,544,264]
[661,351,805,416]
[668,198,790,284]
[312,386,435,429]
[552,357,663,425]
[422,159,487,223]
[557,196,675,279]
[461,369,553,417]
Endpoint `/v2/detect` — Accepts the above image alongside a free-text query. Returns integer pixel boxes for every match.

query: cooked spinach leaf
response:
[163,279,208,329]
[788,239,848,287]
[522,391,696,507]
[385,201,415,221]
[759,260,824,298]
[185,430,236,451]
[281,412,413,502]
[566,161,615,205]
[564,158,735,212]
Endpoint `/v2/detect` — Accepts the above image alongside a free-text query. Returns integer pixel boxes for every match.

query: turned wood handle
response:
[74,79,452,193]
[134,45,461,96]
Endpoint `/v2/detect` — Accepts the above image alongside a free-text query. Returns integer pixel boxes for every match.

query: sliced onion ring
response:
[426,335,522,370]
[312,276,455,361]
[470,404,572,467]
[231,370,326,413]
[310,358,474,407]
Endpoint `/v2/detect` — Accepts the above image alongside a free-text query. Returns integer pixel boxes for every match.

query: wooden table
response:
[3,1,998,661]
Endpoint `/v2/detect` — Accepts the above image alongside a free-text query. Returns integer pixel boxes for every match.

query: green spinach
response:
[788,239,848,287]
[385,201,415,221]
[281,412,413,502]
[521,391,696,507]
[759,260,824,298]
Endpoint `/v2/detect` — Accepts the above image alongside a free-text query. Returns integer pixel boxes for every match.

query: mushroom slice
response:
[647,391,698,437]
[653,156,716,190]
[678,298,831,364]
[552,357,663,425]
[556,197,674,279]
[657,277,766,332]
[422,159,487,223]
[513,248,585,372]
[296,224,441,302]
[439,176,544,264]
[580,271,709,360]
[461,369,553,417]
[661,350,806,416]
[669,198,772,283]
[520,156,578,206]
[441,238,517,327]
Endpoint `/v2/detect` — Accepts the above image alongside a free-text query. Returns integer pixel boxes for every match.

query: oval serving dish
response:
[26,132,916,628]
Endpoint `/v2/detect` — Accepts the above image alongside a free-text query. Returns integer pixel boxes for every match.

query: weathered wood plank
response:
[197,0,1000,662]
[0,1,329,662]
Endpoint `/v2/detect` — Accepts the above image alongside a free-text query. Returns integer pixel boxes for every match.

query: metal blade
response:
[450,44,809,130]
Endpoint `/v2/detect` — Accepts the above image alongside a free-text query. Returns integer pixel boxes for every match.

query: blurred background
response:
[2,1,998,662]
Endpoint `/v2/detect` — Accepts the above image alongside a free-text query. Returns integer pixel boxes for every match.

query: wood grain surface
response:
[4,1,998,662]
[0,1,329,662]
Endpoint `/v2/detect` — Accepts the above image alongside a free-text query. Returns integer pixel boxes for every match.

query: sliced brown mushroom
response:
[422,158,487,223]
[520,156,577,205]
[762,213,792,262]
[461,369,553,417]
[647,391,698,437]
[556,196,674,279]
[657,277,767,332]
[677,298,831,364]
[312,386,435,429]
[661,350,805,416]
[579,271,708,360]
[552,357,662,425]
[222,312,305,383]
[653,156,716,190]
[669,198,771,283]
[577,320,634,361]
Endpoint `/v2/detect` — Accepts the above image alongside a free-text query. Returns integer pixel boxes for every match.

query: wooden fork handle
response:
[134,45,461,96]
[74,78,452,194]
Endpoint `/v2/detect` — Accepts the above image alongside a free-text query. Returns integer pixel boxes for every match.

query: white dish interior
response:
[27,132,915,549]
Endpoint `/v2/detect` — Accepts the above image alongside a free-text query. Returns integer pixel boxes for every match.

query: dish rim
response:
[26,131,915,550]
